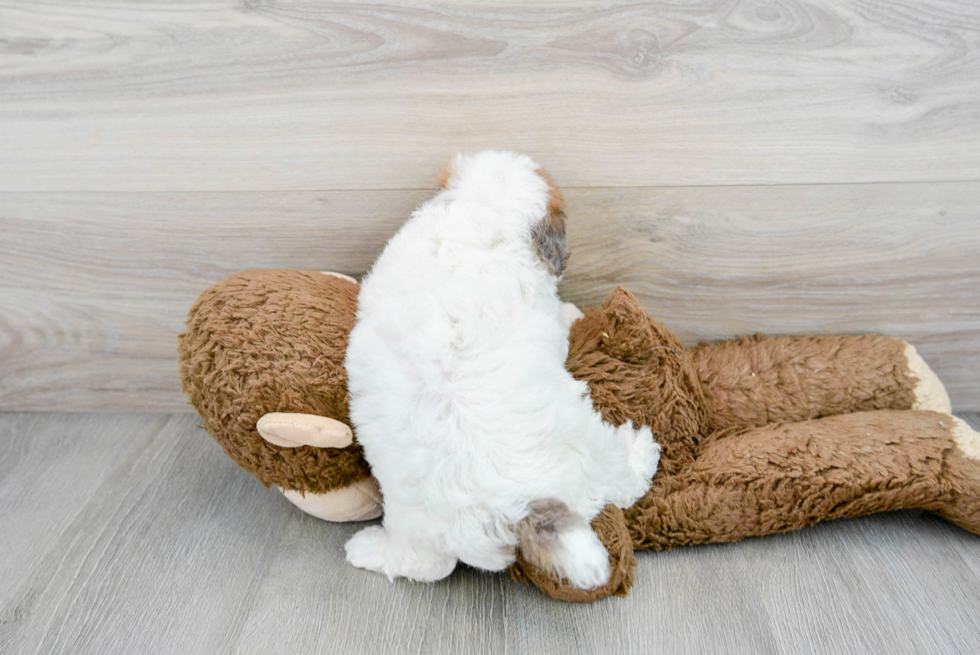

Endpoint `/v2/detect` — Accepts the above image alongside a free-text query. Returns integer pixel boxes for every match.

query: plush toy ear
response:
[256,413,353,449]
[599,287,673,362]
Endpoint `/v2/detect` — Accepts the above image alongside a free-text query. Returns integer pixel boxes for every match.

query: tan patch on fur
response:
[535,168,565,216]
[515,499,576,574]
[256,412,354,448]
[950,416,980,460]
[531,168,569,276]
[435,159,455,189]
[510,504,636,603]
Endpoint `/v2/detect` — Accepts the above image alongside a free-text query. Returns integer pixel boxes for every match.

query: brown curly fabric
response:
[566,288,706,478]
[178,270,371,494]
[691,334,918,434]
[626,410,980,549]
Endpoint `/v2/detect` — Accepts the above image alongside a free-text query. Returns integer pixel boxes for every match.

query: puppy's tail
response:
[515,499,610,590]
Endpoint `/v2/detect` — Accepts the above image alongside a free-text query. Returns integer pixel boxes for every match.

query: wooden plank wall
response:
[1,1,979,411]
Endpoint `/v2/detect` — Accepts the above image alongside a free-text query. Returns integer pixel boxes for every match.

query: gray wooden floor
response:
[1,412,978,655]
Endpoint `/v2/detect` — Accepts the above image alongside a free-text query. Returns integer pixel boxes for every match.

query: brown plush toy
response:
[177,269,980,602]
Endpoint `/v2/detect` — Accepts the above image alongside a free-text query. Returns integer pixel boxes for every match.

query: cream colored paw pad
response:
[320,271,359,284]
[280,477,383,522]
[950,417,980,461]
[905,344,952,414]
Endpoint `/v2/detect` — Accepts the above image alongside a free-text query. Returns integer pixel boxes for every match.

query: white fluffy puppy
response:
[344,151,660,589]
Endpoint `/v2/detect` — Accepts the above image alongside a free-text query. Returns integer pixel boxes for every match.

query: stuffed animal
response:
[177,269,980,602]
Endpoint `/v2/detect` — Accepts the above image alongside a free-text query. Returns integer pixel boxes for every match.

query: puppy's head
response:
[437,151,569,278]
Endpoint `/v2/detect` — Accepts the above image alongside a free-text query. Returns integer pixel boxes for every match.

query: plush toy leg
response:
[941,416,980,533]
[904,343,952,412]
[627,410,980,550]
[690,334,950,434]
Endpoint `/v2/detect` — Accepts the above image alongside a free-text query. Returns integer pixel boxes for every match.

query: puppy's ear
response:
[532,170,569,277]
[435,156,457,189]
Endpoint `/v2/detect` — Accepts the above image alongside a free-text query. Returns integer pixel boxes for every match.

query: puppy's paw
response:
[397,551,458,583]
[345,526,457,583]
[345,526,390,574]
[552,524,611,590]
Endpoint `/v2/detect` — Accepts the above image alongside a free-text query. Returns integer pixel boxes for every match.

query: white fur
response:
[344,151,660,589]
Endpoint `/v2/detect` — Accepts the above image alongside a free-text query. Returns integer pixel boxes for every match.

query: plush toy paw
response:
[950,416,980,461]
[905,344,953,413]
[279,478,382,522]
[345,526,457,582]
[928,415,980,537]
[320,270,359,284]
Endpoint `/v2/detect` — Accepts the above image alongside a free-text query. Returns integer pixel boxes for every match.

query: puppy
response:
[344,151,660,589]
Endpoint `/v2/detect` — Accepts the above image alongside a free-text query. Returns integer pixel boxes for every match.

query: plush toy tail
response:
[627,410,980,550]
[690,335,950,435]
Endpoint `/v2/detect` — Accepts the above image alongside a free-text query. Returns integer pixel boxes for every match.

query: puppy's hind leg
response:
[516,500,610,590]
[345,525,457,582]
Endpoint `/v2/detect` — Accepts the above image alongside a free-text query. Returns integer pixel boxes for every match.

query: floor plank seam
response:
[2,178,979,195]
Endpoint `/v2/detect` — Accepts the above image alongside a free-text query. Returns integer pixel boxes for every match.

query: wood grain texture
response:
[744,514,980,655]
[1,1,979,191]
[234,518,508,655]
[0,190,424,411]
[560,182,980,410]
[0,413,168,601]
[2,182,977,411]
[506,544,782,655]
[0,413,296,655]
[1,411,979,654]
